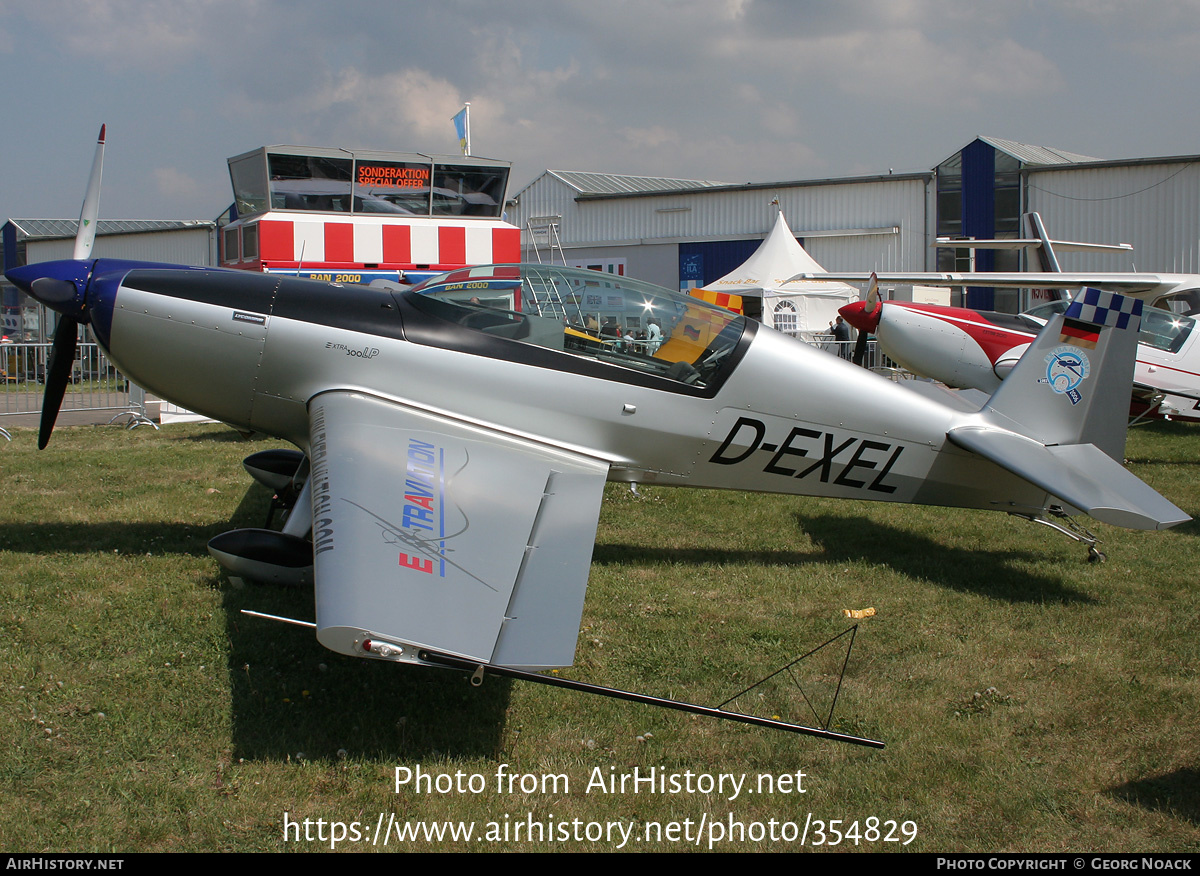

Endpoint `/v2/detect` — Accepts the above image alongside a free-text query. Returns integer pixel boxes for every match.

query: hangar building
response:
[507,136,1200,314]
[5,136,1200,332]
[0,219,216,340]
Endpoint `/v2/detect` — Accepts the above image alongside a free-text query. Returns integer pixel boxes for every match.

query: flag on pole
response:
[452,104,471,156]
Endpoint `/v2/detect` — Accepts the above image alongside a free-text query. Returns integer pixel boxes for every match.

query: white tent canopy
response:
[701,212,859,342]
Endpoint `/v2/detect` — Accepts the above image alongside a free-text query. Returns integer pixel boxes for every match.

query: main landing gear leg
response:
[1011,508,1106,563]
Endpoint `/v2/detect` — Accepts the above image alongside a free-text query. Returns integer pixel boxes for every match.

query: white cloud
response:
[19,0,228,69]
[5,0,1200,218]
[819,30,1066,108]
[152,166,205,203]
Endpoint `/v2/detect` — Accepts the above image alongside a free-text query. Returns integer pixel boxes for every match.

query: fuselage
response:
[86,262,1052,518]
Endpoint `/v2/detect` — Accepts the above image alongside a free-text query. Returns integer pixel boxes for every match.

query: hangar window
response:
[222,227,240,263]
[993,152,1021,235]
[229,153,268,217]
[227,147,512,219]
[242,224,259,261]
[936,153,962,241]
[354,160,432,214]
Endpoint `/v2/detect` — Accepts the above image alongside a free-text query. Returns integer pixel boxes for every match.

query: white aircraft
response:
[5,136,1189,744]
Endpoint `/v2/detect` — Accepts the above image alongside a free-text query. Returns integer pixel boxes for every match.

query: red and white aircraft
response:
[839,284,1200,422]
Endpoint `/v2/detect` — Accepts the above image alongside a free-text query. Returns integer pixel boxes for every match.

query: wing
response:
[789,271,1178,297]
[929,239,1133,255]
[308,391,608,670]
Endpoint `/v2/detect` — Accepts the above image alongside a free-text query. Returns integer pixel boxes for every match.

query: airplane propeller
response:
[851,272,879,366]
[31,125,105,448]
[40,314,81,448]
[73,126,105,259]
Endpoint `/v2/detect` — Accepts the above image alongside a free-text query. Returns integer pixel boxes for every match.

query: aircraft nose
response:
[839,300,881,334]
[5,260,93,321]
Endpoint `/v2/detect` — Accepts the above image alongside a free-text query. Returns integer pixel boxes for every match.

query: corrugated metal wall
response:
[1026,162,1200,274]
[510,172,933,288]
[27,228,216,266]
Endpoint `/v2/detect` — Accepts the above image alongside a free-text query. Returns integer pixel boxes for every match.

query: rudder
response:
[980,287,1141,461]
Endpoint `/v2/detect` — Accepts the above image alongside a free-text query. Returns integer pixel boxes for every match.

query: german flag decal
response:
[1059,317,1101,349]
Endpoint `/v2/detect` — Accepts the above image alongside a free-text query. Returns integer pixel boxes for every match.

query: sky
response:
[3,0,1200,221]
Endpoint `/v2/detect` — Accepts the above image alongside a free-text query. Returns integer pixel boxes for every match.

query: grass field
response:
[0,420,1197,852]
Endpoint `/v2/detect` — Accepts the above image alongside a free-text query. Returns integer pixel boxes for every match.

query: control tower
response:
[220,145,519,284]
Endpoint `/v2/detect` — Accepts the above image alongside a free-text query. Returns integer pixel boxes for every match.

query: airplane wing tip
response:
[1089,506,1191,531]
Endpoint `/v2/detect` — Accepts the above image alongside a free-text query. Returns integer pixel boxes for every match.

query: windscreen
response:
[407,265,749,388]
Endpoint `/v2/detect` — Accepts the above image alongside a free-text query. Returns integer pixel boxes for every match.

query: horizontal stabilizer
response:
[948,426,1189,530]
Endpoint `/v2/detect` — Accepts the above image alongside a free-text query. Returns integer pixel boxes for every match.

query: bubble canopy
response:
[404,264,752,392]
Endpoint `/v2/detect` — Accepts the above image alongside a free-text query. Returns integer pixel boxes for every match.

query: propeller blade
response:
[851,324,869,366]
[39,317,79,449]
[863,272,880,315]
[27,126,105,448]
[72,124,105,261]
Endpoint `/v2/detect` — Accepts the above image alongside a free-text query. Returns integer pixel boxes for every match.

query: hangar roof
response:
[6,219,214,240]
[972,136,1099,166]
[541,170,730,196]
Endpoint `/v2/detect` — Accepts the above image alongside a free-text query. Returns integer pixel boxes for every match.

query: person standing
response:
[832,315,853,359]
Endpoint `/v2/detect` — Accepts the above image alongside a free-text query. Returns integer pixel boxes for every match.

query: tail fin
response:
[982,287,1140,461]
[1024,212,1062,273]
[947,287,1188,529]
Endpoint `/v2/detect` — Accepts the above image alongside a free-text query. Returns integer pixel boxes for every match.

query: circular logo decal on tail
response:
[1042,346,1091,404]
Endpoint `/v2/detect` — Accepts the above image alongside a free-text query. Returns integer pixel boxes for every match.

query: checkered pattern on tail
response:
[1064,287,1142,330]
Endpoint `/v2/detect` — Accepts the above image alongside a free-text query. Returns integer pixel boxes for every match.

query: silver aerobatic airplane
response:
[4,140,1189,740]
[9,257,1189,666]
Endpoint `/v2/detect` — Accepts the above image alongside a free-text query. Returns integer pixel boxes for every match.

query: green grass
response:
[0,420,1197,852]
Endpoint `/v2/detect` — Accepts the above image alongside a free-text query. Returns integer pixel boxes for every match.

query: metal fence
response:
[0,341,148,420]
[811,336,912,377]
